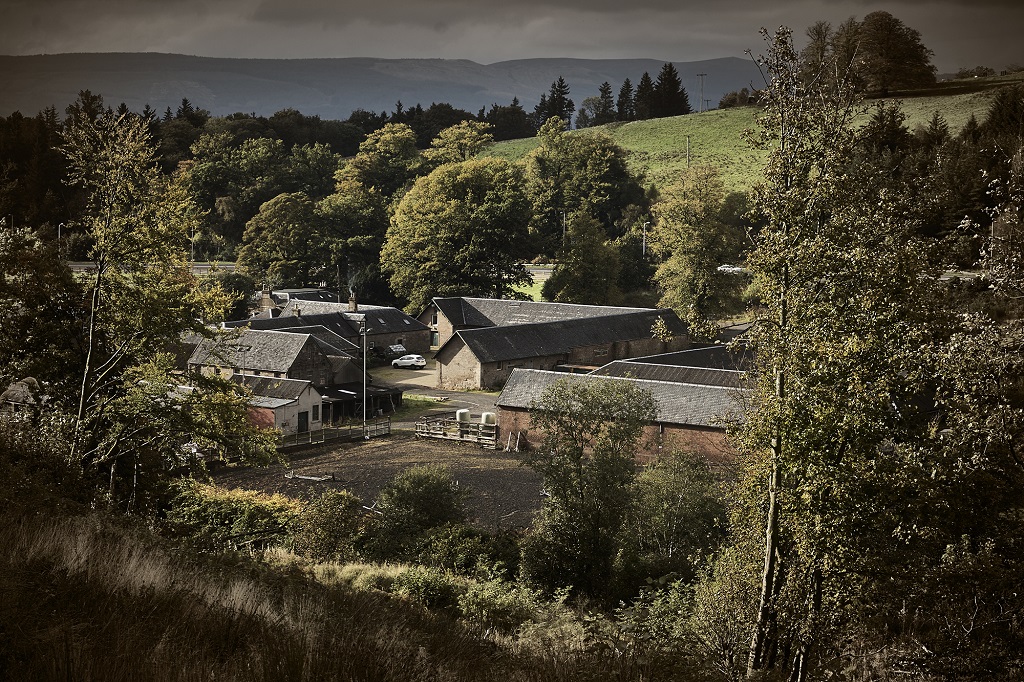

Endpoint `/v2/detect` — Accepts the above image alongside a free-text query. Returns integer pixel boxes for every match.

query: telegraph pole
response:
[697,73,706,112]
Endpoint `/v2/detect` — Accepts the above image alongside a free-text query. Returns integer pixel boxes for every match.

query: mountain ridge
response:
[0,53,762,120]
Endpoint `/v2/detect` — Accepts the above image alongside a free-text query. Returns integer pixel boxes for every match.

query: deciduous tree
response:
[521,377,657,597]
[381,157,532,312]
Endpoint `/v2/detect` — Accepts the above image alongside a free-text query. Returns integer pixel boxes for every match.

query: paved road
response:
[69,261,236,274]
[373,363,499,429]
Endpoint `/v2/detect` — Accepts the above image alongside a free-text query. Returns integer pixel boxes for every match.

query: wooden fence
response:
[414,414,498,449]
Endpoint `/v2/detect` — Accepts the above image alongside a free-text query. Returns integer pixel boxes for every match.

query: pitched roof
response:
[631,343,753,372]
[444,309,687,364]
[224,311,361,340]
[230,374,314,400]
[189,329,318,373]
[496,369,746,428]
[275,301,430,335]
[591,360,746,388]
[431,297,656,328]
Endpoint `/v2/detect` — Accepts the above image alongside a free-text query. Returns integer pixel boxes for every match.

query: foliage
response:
[60,110,277,511]
[293,489,365,563]
[706,26,1024,681]
[651,165,747,338]
[459,577,547,635]
[165,480,301,553]
[613,451,728,597]
[522,117,647,256]
[382,157,533,312]
[652,62,691,118]
[541,213,622,305]
[361,464,469,561]
[521,377,657,598]
[335,122,423,199]
[236,191,327,288]
[856,11,937,95]
[423,120,495,166]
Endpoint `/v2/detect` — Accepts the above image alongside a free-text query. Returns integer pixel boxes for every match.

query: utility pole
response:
[697,73,706,112]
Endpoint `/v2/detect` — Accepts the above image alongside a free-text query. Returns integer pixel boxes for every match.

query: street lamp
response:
[360,320,370,439]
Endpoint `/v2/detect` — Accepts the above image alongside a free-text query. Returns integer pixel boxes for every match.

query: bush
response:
[164,480,301,552]
[360,464,469,561]
[415,523,521,578]
[392,566,466,613]
[458,578,546,634]
[293,489,364,563]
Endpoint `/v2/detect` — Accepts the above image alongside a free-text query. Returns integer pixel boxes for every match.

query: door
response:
[297,411,309,433]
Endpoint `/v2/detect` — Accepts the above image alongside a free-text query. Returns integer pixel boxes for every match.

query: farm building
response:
[495,369,746,464]
[433,305,689,391]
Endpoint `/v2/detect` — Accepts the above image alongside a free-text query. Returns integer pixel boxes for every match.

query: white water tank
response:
[481,412,496,425]
[456,409,471,422]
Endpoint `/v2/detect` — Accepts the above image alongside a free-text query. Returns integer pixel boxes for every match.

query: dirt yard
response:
[213,432,544,530]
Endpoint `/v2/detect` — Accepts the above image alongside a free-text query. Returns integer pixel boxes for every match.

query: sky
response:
[1,0,1021,73]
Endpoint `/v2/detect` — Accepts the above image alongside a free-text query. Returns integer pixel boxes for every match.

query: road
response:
[69,261,236,274]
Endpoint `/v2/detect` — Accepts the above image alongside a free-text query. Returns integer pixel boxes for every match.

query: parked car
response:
[392,354,426,369]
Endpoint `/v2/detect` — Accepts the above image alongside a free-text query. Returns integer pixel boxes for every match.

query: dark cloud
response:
[1,0,1021,71]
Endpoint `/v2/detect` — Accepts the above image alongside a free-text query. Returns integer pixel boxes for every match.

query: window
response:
[496,362,503,370]
[397,337,404,346]
[431,312,438,325]
[313,404,320,421]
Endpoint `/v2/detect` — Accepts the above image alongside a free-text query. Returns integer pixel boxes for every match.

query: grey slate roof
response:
[189,329,317,373]
[591,360,746,388]
[230,374,313,400]
[275,301,430,335]
[445,309,687,364]
[432,297,656,328]
[496,369,746,428]
[632,344,752,372]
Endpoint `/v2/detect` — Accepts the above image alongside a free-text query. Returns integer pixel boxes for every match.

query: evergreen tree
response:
[616,78,635,121]
[594,82,616,125]
[652,62,691,118]
[634,72,655,120]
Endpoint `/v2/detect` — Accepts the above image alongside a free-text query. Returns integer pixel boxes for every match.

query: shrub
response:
[164,480,301,552]
[293,489,364,563]
[415,523,521,578]
[392,566,466,613]
[458,578,546,634]
[361,464,469,561]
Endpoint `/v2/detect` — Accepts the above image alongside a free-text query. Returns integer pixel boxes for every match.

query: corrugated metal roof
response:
[448,309,687,364]
[496,369,746,428]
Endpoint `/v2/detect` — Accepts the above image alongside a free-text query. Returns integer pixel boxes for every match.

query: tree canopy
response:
[381,157,533,312]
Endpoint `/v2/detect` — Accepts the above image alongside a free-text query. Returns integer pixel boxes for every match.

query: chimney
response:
[348,290,358,312]
[258,284,277,313]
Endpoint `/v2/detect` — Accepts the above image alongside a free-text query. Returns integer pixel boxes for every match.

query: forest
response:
[1,12,1024,682]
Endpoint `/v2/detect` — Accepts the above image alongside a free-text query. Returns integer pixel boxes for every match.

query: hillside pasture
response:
[488,71,1023,195]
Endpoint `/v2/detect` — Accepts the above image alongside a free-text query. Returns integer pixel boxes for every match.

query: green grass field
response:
[490,71,1024,195]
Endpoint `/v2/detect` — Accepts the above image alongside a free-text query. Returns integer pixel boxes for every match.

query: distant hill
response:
[0,53,762,120]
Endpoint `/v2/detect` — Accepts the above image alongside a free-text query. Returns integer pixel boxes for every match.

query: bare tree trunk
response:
[747,262,789,680]
[70,261,104,465]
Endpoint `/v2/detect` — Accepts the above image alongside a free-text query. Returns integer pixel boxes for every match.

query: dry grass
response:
[0,511,710,681]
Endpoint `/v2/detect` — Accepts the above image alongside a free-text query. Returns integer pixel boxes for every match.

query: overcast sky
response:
[2,0,1020,73]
